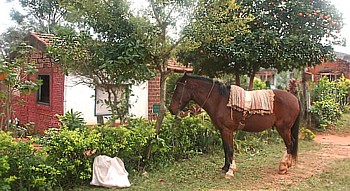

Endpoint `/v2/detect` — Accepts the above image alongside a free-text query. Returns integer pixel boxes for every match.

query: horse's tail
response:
[291,100,301,160]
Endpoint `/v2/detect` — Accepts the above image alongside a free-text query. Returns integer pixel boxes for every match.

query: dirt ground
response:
[255,133,350,190]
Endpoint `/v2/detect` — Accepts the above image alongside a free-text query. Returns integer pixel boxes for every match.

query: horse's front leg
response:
[220,128,236,179]
[221,137,230,172]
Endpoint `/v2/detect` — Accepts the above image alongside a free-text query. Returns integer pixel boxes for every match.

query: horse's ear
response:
[183,71,187,77]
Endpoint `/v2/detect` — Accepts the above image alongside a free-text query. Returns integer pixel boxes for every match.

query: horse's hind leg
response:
[276,126,294,174]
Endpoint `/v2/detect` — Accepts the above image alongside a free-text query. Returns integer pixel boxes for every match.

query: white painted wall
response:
[64,75,96,125]
[64,75,149,125]
[129,82,149,118]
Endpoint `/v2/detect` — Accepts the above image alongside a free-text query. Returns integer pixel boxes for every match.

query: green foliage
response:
[48,0,154,122]
[253,78,267,90]
[0,131,15,191]
[94,118,156,171]
[309,100,341,129]
[309,77,347,129]
[0,131,59,190]
[56,109,86,131]
[155,113,220,161]
[179,0,344,80]
[0,43,41,131]
[38,127,100,187]
[299,127,315,141]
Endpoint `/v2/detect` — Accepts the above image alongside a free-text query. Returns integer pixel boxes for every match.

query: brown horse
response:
[169,73,300,178]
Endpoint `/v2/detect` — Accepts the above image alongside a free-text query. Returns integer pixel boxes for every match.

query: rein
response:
[200,81,215,108]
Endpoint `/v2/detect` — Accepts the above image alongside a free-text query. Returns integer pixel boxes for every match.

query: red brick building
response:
[306,51,350,82]
[11,33,64,133]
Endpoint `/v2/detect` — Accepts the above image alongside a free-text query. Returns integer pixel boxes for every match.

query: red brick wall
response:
[12,50,64,133]
[148,74,161,118]
[308,60,350,82]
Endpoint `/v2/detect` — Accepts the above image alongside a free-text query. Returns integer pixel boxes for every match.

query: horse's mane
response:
[186,75,229,97]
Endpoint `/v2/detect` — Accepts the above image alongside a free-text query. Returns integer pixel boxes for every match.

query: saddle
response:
[227,85,275,115]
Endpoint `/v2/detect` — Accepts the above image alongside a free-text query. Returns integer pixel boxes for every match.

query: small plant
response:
[299,127,315,141]
[56,109,86,131]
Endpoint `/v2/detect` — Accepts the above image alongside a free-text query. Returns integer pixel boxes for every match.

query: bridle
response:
[176,79,215,109]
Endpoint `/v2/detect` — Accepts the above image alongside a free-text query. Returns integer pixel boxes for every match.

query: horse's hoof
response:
[278,169,287,175]
[225,173,234,179]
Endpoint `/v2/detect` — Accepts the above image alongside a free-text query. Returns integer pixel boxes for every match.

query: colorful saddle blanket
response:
[227,85,275,115]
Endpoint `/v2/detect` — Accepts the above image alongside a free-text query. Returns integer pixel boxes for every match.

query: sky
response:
[0,0,350,53]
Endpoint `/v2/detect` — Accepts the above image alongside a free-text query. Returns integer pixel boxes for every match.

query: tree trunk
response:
[235,74,241,86]
[248,72,256,91]
[145,64,169,160]
[154,70,168,134]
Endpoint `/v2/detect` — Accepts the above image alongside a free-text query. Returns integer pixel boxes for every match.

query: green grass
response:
[77,140,318,191]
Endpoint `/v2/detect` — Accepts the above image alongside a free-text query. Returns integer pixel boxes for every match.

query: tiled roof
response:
[24,32,57,51]
[167,59,193,73]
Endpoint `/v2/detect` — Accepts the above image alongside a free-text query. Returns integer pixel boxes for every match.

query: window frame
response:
[37,74,50,105]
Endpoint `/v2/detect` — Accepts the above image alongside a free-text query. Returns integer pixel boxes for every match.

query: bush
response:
[94,118,156,171]
[0,131,59,190]
[309,77,346,129]
[299,127,315,141]
[153,113,220,162]
[309,100,341,129]
[38,127,100,187]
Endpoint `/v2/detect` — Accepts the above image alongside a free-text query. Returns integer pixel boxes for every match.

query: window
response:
[37,75,50,104]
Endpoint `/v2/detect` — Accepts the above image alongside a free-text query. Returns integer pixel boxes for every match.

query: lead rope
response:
[200,81,215,108]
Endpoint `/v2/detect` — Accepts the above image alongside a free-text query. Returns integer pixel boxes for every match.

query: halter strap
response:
[200,81,215,108]
[177,81,187,109]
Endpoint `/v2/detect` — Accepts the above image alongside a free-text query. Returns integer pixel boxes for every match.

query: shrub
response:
[309,77,344,129]
[153,113,220,162]
[94,118,156,171]
[38,127,100,187]
[0,131,15,191]
[0,131,59,190]
[309,100,342,129]
[299,127,315,141]
[56,109,86,131]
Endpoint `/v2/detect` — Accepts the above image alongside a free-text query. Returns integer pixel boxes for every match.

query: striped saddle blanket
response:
[227,85,275,115]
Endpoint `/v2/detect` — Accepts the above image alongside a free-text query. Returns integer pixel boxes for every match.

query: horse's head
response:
[169,73,192,115]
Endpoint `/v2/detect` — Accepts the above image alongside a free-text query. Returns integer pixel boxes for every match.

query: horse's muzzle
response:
[168,107,178,115]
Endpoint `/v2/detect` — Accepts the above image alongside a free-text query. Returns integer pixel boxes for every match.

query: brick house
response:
[11,32,192,133]
[306,51,350,82]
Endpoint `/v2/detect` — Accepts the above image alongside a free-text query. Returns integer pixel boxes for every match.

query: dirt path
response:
[255,134,350,190]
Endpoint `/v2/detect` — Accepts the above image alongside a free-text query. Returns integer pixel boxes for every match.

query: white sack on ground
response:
[90,155,131,188]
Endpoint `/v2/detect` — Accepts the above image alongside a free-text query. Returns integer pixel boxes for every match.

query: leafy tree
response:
[144,0,196,129]
[9,0,67,33]
[1,0,72,55]
[178,0,344,90]
[49,0,153,123]
[136,0,197,158]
